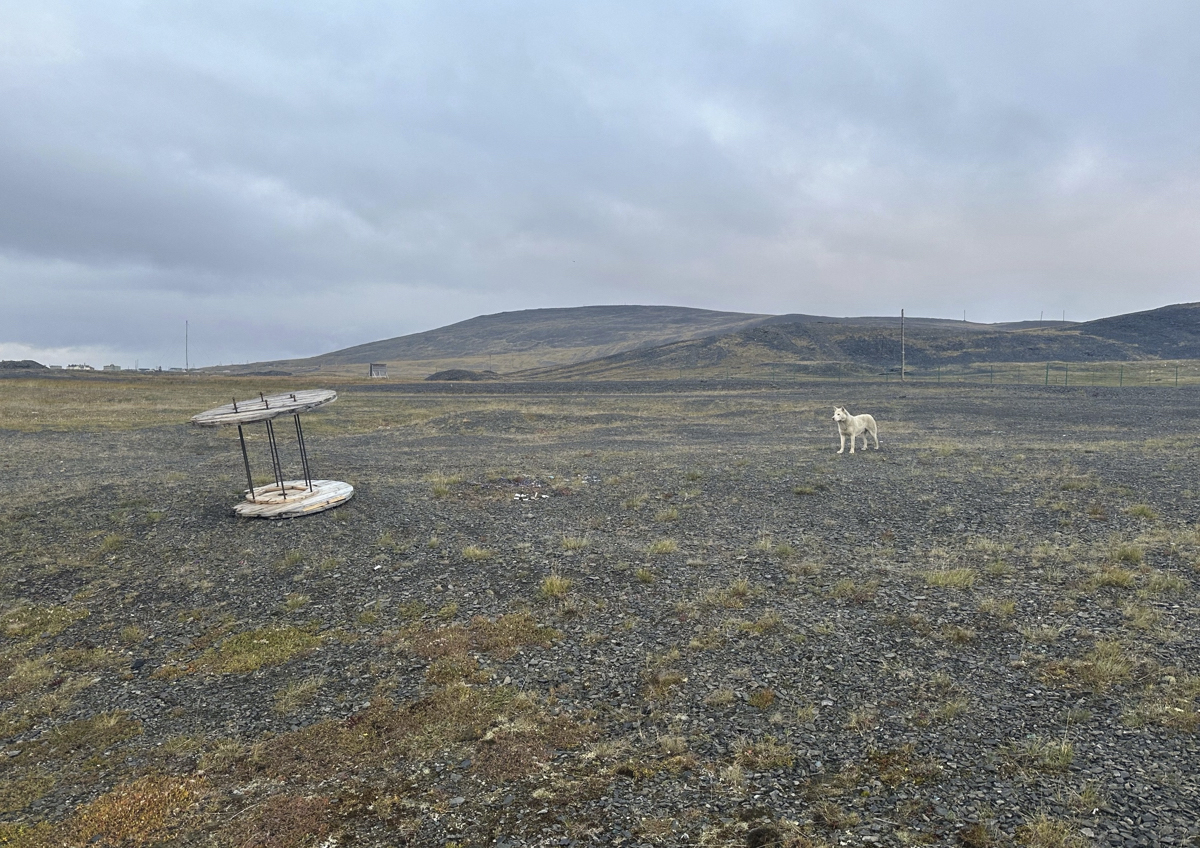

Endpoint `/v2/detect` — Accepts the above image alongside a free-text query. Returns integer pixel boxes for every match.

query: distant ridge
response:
[210,301,1200,379]
[519,302,1200,380]
[216,305,775,377]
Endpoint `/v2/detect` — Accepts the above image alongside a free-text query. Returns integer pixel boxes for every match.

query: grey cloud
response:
[2,1,1199,366]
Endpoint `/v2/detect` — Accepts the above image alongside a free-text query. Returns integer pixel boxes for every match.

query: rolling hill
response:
[215,305,775,378]
[520,303,1200,380]
[210,302,1200,380]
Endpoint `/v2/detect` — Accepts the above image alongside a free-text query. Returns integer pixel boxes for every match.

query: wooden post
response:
[900,309,905,382]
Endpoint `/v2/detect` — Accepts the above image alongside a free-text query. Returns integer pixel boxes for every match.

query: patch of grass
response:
[934,697,969,722]
[283,593,311,612]
[1112,544,1143,565]
[274,675,326,714]
[1021,736,1074,771]
[1122,601,1162,631]
[733,735,793,769]
[461,545,493,562]
[1145,570,1187,594]
[741,610,782,635]
[428,472,462,498]
[829,578,879,602]
[747,688,776,710]
[319,556,340,573]
[1040,639,1133,690]
[923,567,977,589]
[867,744,943,787]
[811,800,860,829]
[654,507,679,522]
[397,600,426,620]
[644,663,686,700]
[957,822,1006,847]
[560,536,589,551]
[437,601,459,620]
[844,706,879,731]
[978,598,1016,618]
[224,794,331,848]
[274,549,305,571]
[1123,673,1200,731]
[99,533,125,554]
[623,494,648,509]
[1090,565,1137,588]
[356,609,380,625]
[539,571,572,599]
[2,604,89,641]
[1015,812,1088,848]
[0,773,55,815]
[72,775,198,846]
[1066,780,1108,815]
[646,539,678,556]
[1126,503,1157,520]
[940,624,977,644]
[427,652,488,685]
[704,688,736,708]
[118,624,147,644]
[1020,622,1066,643]
[634,567,655,583]
[192,626,321,674]
[400,612,558,663]
[985,559,1013,577]
[792,482,828,496]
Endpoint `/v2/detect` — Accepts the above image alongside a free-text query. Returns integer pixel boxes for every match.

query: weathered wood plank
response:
[191,389,337,427]
[233,480,354,519]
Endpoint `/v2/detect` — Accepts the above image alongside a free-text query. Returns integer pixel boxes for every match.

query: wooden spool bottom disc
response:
[234,480,354,519]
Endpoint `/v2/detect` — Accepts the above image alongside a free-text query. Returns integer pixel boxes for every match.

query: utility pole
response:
[900,309,906,382]
[185,321,189,372]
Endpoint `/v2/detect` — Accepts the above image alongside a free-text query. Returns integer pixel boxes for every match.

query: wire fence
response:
[691,361,1200,387]
[879,361,1198,387]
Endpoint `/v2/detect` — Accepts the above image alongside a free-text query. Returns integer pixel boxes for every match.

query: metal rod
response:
[265,419,286,499]
[237,424,256,502]
[294,413,313,490]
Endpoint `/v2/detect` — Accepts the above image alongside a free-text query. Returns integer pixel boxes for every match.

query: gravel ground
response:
[2,381,1199,847]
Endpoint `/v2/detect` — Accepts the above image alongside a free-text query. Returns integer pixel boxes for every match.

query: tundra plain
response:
[1,375,1198,847]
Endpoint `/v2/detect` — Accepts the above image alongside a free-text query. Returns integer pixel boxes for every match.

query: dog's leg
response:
[849,432,856,454]
[837,432,845,454]
[871,427,879,449]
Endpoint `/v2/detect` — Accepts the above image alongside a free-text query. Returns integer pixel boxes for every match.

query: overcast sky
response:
[3,1,1199,368]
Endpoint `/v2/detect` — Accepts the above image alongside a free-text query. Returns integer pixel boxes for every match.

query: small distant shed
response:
[103,364,121,372]
[369,363,388,378]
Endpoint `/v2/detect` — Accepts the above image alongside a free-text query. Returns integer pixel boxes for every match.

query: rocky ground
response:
[1,380,1199,847]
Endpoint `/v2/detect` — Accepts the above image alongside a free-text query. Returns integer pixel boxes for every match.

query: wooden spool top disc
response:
[191,389,337,427]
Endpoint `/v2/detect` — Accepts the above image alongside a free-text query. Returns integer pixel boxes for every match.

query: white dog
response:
[832,406,879,454]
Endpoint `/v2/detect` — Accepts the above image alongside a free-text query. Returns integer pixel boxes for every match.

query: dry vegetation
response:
[1,373,1199,846]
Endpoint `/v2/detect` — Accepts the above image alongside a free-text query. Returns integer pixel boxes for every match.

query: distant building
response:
[369,363,388,378]
[65,363,94,370]
[103,364,121,372]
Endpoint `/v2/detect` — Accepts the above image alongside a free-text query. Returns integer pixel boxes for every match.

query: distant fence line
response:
[878,362,1196,388]
[676,361,1200,387]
